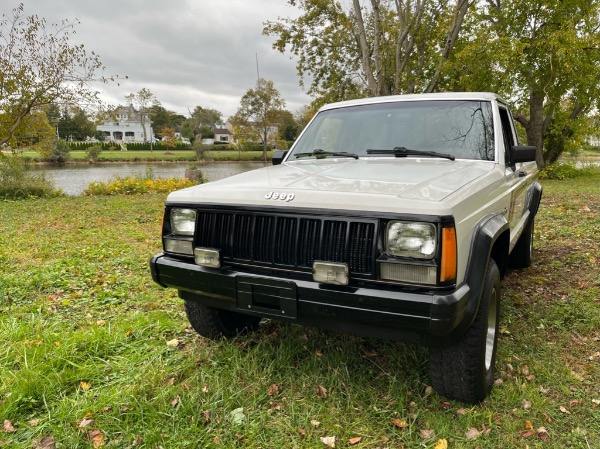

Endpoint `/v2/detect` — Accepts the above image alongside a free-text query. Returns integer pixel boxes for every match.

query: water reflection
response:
[30,162,266,196]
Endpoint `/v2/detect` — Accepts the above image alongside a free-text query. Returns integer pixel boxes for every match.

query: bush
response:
[83,177,198,196]
[85,145,103,162]
[125,142,192,151]
[0,157,63,199]
[46,139,71,163]
[539,162,600,180]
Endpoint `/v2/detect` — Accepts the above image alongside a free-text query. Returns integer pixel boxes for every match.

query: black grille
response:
[194,210,377,275]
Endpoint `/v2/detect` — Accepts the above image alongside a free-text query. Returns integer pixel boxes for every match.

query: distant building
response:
[96,105,154,143]
[214,128,232,143]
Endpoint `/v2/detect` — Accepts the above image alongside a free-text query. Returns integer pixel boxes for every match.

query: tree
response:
[150,105,186,136]
[158,127,176,147]
[444,0,600,167]
[182,106,223,141]
[56,106,95,140]
[263,0,473,102]
[0,3,109,148]
[125,88,159,142]
[232,79,286,161]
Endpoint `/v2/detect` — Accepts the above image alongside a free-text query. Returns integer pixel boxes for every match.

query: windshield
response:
[289,100,495,161]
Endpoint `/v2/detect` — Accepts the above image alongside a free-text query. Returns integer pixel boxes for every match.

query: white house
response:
[96,105,154,143]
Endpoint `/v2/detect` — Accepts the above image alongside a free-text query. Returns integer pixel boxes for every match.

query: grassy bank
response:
[18,150,273,163]
[1,178,599,448]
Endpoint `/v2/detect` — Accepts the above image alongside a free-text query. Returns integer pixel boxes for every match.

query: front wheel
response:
[509,220,534,269]
[429,259,501,403]
[184,300,261,340]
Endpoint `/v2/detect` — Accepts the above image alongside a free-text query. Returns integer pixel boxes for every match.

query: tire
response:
[509,220,534,269]
[184,300,261,340]
[429,259,501,403]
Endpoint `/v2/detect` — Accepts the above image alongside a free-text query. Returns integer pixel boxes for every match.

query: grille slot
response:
[194,210,376,275]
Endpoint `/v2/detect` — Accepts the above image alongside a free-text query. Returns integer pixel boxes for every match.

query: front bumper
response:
[150,253,473,343]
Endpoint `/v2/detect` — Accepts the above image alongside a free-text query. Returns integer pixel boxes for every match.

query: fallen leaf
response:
[132,436,143,446]
[569,400,583,407]
[424,386,434,395]
[543,412,553,423]
[28,419,41,426]
[166,338,179,347]
[167,377,175,386]
[456,408,468,416]
[320,436,335,448]
[392,418,409,429]
[203,410,211,423]
[298,428,307,438]
[267,383,280,396]
[522,365,530,376]
[310,420,321,427]
[3,420,15,432]
[316,385,328,399]
[539,386,549,394]
[592,399,600,405]
[521,430,536,438]
[434,439,448,449]
[78,418,93,428]
[202,384,209,393]
[87,430,105,448]
[559,406,570,414]
[80,382,91,391]
[537,427,550,440]
[420,429,435,439]
[269,401,282,411]
[171,397,179,407]
[524,420,534,430]
[32,436,56,449]
[96,320,106,326]
[465,428,480,439]
[230,407,245,425]
[348,436,362,445]
[315,350,324,358]
[523,399,532,410]
[437,401,451,410]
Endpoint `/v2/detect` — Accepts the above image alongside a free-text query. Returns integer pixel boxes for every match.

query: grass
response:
[1,177,599,448]
[17,150,273,163]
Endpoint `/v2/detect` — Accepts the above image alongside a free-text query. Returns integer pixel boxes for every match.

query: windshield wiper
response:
[367,146,455,161]
[295,149,359,159]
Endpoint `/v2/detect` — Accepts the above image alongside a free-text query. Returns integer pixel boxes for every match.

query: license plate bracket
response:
[236,276,297,318]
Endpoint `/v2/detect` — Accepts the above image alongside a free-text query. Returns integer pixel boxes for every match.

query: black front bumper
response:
[150,253,473,343]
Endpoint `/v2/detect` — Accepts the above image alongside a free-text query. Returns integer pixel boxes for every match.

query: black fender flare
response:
[445,213,510,340]
[525,181,543,230]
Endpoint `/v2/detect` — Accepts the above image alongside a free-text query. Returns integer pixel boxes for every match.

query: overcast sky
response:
[16,0,311,120]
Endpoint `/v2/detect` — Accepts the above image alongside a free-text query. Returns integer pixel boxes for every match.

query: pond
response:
[30,161,267,196]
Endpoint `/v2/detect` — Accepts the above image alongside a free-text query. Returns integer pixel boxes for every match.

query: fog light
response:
[194,248,221,268]
[313,261,349,285]
[164,238,193,255]
[380,262,436,285]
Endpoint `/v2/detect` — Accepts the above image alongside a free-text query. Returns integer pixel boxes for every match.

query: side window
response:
[499,107,516,165]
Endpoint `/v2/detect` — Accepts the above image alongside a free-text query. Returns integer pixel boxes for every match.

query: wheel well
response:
[490,230,510,279]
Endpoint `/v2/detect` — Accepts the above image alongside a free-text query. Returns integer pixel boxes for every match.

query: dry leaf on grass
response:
[3,420,15,432]
[87,430,106,448]
[267,383,280,396]
[32,436,56,449]
[320,436,336,447]
[348,436,362,445]
[420,429,435,439]
[392,418,409,429]
[434,439,448,449]
[465,428,480,439]
[79,382,91,391]
[316,385,328,398]
[166,338,179,347]
[77,418,93,428]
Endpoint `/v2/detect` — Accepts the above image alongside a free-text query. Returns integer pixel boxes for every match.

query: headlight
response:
[170,208,196,236]
[386,221,436,259]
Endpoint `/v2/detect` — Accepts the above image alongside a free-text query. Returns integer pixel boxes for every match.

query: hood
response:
[167,158,496,214]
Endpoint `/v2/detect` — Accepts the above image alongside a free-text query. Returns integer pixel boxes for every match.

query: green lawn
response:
[0,177,599,448]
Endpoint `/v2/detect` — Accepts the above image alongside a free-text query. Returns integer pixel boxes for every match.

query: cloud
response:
[15,0,310,118]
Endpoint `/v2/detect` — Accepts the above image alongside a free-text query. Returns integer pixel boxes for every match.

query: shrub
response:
[0,157,63,199]
[46,139,71,163]
[85,145,103,162]
[539,162,600,180]
[83,177,198,196]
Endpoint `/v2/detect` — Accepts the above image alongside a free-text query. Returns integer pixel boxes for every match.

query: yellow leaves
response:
[79,381,92,391]
[87,430,106,448]
[434,439,448,449]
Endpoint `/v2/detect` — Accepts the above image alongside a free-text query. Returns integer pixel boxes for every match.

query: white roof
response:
[319,92,505,112]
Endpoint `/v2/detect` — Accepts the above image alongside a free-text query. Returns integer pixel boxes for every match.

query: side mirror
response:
[272,150,288,166]
[510,145,536,164]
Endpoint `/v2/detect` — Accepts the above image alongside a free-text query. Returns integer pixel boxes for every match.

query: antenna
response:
[255,53,260,82]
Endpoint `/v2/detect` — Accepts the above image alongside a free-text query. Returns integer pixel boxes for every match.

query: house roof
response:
[214,128,231,135]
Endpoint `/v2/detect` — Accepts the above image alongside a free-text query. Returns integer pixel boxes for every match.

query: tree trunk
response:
[353,0,378,95]
[527,90,545,169]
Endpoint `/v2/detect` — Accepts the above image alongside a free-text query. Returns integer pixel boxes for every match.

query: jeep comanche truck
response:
[150,92,542,403]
